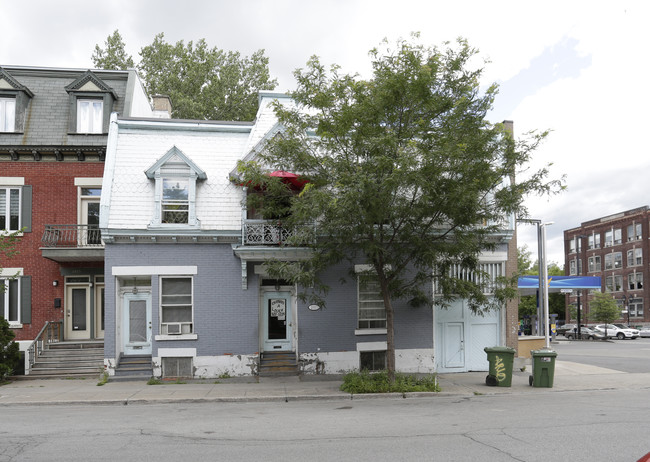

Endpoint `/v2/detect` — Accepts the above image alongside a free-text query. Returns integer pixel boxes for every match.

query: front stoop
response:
[111,354,153,382]
[28,341,104,379]
[259,351,299,377]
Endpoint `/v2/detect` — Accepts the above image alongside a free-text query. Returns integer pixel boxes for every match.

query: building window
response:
[604,230,613,247]
[627,248,642,267]
[160,277,193,335]
[358,274,386,329]
[614,228,622,245]
[578,258,582,275]
[629,298,644,317]
[161,179,189,224]
[604,252,622,270]
[605,275,623,292]
[628,273,643,290]
[569,259,576,276]
[0,97,15,132]
[360,351,386,371]
[568,239,576,254]
[76,99,103,133]
[627,223,643,241]
[588,256,601,273]
[0,278,19,324]
[0,187,20,231]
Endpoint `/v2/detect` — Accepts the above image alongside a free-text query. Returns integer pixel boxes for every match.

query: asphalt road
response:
[554,337,650,373]
[2,388,650,461]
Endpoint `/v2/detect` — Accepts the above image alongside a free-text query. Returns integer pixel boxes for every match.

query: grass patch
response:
[340,370,440,394]
[147,377,163,385]
[97,371,109,386]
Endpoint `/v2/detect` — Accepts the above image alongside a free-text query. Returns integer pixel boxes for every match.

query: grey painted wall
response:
[105,243,434,360]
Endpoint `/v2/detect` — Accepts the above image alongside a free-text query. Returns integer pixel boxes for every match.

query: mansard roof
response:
[64,70,118,99]
[0,67,34,97]
[145,145,207,180]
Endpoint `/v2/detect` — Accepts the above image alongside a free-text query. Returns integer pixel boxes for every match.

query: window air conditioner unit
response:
[166,323,182,335]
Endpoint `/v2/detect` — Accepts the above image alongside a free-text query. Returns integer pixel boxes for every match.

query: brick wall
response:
[2,160,104,341]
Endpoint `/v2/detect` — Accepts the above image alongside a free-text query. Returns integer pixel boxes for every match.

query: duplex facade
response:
[564,206,650,325]
[0,65,157,363]
[101,92,520,379]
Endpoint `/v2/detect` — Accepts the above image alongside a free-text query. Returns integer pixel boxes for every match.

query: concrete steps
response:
[29,342,104,378]
[259,351,298,377]
[111,355,153,382]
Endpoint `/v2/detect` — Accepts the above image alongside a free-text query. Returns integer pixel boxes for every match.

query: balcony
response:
[40,224,104,263]
[243,220,296,246]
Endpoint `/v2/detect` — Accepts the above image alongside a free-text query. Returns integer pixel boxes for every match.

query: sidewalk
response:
[1,360,647,406]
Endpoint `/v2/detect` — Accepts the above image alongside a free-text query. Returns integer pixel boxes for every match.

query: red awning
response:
[269,170,308,190]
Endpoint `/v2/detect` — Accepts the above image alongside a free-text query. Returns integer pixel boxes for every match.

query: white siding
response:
[108,127,248,230]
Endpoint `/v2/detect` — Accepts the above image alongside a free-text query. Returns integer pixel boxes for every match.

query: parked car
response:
[564,326,606,340]
[556,324,577,336]
[593,324,640,340]
[639,327,650,338]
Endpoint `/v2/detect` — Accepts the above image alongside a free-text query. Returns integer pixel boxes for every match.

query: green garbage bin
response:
[529,349,557,387]
[484,346,516,387]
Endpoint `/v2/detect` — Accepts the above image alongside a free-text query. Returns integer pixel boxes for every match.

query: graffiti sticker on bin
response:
[494,356,506,382]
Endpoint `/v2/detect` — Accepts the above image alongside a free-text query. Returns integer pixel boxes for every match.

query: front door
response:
[80,192,101,246]
[262,291,292,351]
[444,322,465,368]
[65,284,91,340]
[123,292,152,355]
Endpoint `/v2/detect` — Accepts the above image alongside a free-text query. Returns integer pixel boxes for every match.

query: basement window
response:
[161,357,193,378]
[360,351,386,372]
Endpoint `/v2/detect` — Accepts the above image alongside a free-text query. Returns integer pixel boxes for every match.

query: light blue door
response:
[444,322,465,368]
[262,291,293,351]
[123,293,152,355]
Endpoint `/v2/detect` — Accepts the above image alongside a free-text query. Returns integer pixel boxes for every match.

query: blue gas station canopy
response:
[518,275,601,295]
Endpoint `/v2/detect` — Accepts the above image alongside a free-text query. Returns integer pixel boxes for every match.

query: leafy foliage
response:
[91,29,134,70]
[588,291,621,325]
[340,370,439,393]
[0,316,19,381]
[239,36,563,379]
[517,246,566,319]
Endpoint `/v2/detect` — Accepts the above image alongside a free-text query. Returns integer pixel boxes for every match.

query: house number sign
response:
[270,299,286,320]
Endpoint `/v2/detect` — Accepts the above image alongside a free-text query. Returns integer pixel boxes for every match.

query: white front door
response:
[65,284,91,340]
[123,293,152,355]
[444,322,465,368]
[80,192,101,246]
[262,291,293,351]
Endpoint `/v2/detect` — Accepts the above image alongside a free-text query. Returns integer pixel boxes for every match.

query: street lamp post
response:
[541,222,554,348]
[576,234,588,339]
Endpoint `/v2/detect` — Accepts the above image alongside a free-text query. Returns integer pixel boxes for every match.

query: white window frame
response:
[604,230,613,247]
[355,264,387,334]
[0,186,21,232]
[76,98,103,134]
[614,228,622,245]
[160,276,194,335]
[588,255,601,273]
[0,97,15,132]
[0,273,21,326]
[161,178,190,224]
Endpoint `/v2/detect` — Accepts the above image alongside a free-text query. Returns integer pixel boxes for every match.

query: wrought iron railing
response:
[41,224,103,247]
[243,220,296,245]
[26,320,63,374]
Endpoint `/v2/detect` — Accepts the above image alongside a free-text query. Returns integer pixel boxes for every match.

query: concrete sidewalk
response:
[1,360,648,406]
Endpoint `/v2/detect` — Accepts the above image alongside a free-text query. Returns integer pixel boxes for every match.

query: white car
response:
[594,324,640,340]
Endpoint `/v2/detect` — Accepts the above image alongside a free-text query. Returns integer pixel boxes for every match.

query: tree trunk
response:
[382,285,396,382]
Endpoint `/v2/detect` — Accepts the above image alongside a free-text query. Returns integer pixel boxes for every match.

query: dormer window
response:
[65,70,117,134]
[0,97,15,131]
[77,99,103,134]
[162,178,189,224]
[145,146,207,228]
[0,67,34,133]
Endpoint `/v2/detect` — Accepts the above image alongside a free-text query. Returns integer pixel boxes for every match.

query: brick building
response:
[564,206,649,325]
[0,66,156,361]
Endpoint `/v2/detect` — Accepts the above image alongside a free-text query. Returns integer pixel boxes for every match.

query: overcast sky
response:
[2,0,648,266]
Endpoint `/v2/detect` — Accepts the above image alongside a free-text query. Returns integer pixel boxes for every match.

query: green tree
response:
[517,246,565,320]
[138,33,277,121]
[0,230,21,381]
[239,36,563,380]
[91,29,135,70]
[589,292,621,336]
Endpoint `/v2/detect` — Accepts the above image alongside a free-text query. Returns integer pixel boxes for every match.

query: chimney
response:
[152,95,172,119]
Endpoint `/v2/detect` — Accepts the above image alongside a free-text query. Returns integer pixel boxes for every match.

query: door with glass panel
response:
[80,187,101,246]
[94,281,105,340]
[262,291,293,351]
[122,292,152,355]
[65,282,91,340]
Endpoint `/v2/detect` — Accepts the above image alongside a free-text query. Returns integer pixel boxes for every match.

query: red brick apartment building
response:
[564,207,650,325]
[0,66,156,370]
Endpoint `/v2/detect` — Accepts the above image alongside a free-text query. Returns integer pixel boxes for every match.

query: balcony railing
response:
[41,224,103,248]
[243,220,296,245]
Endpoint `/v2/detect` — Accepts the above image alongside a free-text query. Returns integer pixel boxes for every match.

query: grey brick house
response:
[100,92,518,379]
